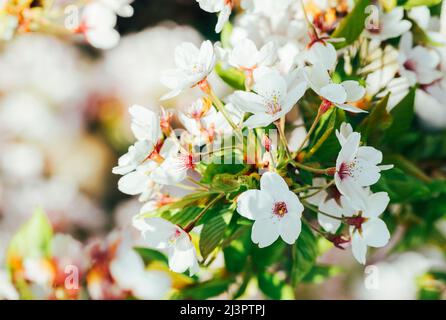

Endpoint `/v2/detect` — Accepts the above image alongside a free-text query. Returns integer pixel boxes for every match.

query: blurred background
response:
[0,0,445,300]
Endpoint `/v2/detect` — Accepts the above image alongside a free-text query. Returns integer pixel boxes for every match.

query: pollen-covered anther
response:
[273,201,288,217]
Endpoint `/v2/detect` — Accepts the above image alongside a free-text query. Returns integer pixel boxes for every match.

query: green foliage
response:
[291,224,317,285]
[307,108,345,163]
[223,228,251,273]
[358,94,392,145]
[257,272,294,300]
[134,247,168,265]
[199,210,232,260]
[403,0,442,9]
[215,63,246,90]
[372,168,431,203]
[383,88,416,144]
[7,209,53,267]
[332,0,371,48]
[174,276,234,299]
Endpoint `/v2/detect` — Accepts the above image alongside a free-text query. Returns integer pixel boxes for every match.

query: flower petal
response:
[351,231,368,264]
[320,83,347,105]
[260,171,291,200]
[279,212,302,244]
[237,190,274,220]
[251,218,280,248]
[363,218,391,248]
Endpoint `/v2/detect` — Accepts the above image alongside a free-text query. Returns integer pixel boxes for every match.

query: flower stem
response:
[183,193,224,232]
[290,160,329,175]
[300,180,335,199]
[274,119,291,159]
[302,200,344,221]
[295,103,325,155]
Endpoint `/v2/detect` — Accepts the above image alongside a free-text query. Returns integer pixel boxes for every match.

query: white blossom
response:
[133,217,199,275]
[237,172,304,247]
[161,41,217,100]
[232,68,307,128]
[305,64,367,113]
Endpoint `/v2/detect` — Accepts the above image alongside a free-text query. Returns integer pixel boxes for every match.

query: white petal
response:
[228,38,258,69]
[232,91,267,113]
[140,217,177,250]
[363,192,390,218]
[251,218,280,248]
[260,172,291,200]
[320,83,347,104]
[243,113,276,129]
[118,171,150,195]
[237,189,274,220]
[342,80,366,102]
[357,146,382,165]
[85,28,120,49]
[362,218,391,248]
[351,231,368,264]
[306,42,337,71]
[279,212,302,244]
[215,4,231,33]
[336,132,361,168]
[336,104,368,113]
[318,199,343,232]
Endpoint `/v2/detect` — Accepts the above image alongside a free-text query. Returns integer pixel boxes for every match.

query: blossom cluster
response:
[0,0,134,49]
[110,0,424,278]
[1,0,446,300]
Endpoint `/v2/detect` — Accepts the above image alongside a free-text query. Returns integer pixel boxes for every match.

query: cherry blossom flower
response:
[78,3,121,49]
[344,191,391,264]
[115,138,178,198]
[161,41,217,100]
[236,172,304,248]
[112,140,154,176]
[334,132,392,205]
[364,7,412,41]
[228,39,277,73]
[304,40,338,71]
[133,217,200,275]
[398,32,443,85]
[305,64,367,113]
[196,0,233,33]
[232,68,307,128]
[110,236,171,299]
[178,97,243,145]
[129,104,162,142]
[335,122,354,146]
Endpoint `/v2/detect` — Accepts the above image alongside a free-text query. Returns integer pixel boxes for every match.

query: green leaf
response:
[383,87,415,144]
[332,0,371,48]
[403,0,442,9]
[175,277,234,299]
[215,63,246,90]
[134,247,168,265]
[199,212,231,260]
[223,228,251,273]
[307,108,345,163]
[7,208,53,269]
[358,94,392,145]
[199,161,247,184]
[211,173,241,192]
[291,223,317,285]
[252,240,287,270]
[257,272,294,300]
[372,167,431,203]
[161,206,202,226]
[220,22,233,48]
[302,265,343,284]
